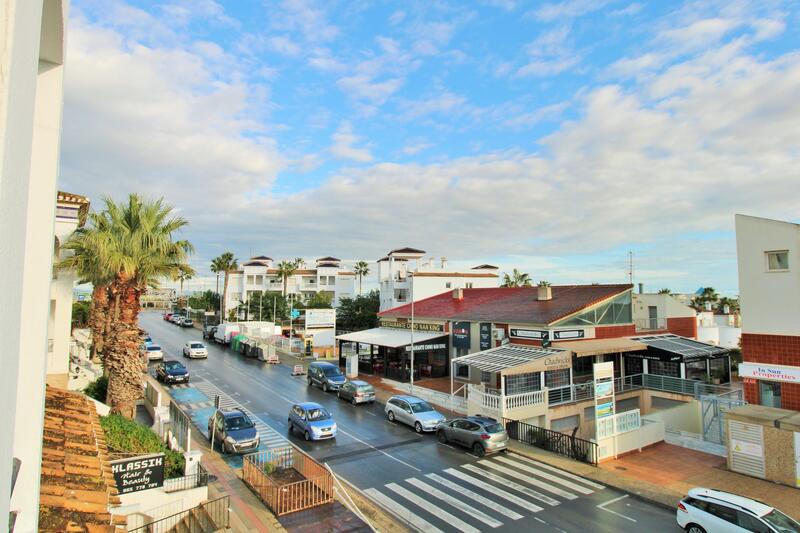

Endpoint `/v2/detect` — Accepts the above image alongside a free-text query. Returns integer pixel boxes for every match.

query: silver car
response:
[337,380,375,405]
[437,416,509,457]
[385,395,445,433]
[183,341,208,359]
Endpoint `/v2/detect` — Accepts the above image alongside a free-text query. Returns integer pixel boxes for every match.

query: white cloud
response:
[401,140,434,155]
[267,35,301,56]
[516,26,581,77]
[388,10,406,25]
[610,3,643,17]
[336,74,404,105]
[329,122,373,162]
[531,0,611,21]
[400,92,468,119]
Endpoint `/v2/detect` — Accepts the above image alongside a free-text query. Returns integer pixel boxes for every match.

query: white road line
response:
[443,469,543,514]
[364,488,444,533]
[385,483,481,533]
[597,495,637,523]
[480,461,576,500]
[510,455,605,490]
[426,473,523,520]
[493,455,594,495]
[363,410,377,416]
[406,478,504,528]
[461,464,559,506]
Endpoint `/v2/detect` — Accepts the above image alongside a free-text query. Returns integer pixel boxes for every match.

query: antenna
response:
[628,250,634,284]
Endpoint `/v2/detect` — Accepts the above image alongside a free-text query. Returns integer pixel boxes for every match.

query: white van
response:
[214,323,241,344]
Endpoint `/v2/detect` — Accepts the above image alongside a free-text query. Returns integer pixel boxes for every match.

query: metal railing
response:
[128,495,229,533]
[504,419,598,466]
[163,463,208,493]
[634,318,667,331]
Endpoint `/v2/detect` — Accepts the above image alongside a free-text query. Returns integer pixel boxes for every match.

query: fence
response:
[163,463,208,493]
[596,409,641,440]
[242,447,333,516]
[504,419,598,466]
[128,495,229,533]
[168,400,192,452]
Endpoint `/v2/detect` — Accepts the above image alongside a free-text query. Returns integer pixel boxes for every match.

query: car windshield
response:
[190,343,204,349]
[147,345,161,351]
[761,509,800,532]
[484,423,504,433]
[357,385,373,392]
[323,367,342,377]
[410,401,434,413]
[164,361,184,370]
[225,415,253,430]
[306,408,330,421]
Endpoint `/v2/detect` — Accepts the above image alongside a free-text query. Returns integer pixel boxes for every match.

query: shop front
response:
[630,334,732,384]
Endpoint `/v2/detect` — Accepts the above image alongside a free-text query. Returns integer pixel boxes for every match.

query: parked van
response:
[214,323,241,344]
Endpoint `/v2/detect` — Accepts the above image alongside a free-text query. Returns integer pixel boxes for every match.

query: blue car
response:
[155,360,189,383]
[288,402,337,441]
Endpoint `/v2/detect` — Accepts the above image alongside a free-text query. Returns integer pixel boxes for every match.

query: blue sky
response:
[60,1,800,294]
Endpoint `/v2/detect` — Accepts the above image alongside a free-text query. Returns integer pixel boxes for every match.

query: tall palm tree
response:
[501,268,532,287]
[215,252,238,320]
[657,288,672,294]
[176,264,195,296]
[276,260,298,297]
[62,194,193,418]
[354,260,370,295]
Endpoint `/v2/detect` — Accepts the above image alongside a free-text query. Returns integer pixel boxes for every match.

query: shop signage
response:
[624,351,681,362]
[381,320,444,332]
[507,352,572,374]
[305,309,336,328]
[453,322,471,349]
[509,328,547,340]
[553,329,585,340]
[479,323,492,350]
[111,454,165,494]
[405,343,447,352]
[731,439,763,458]
[593,362,616,438]
[739,362,800,383]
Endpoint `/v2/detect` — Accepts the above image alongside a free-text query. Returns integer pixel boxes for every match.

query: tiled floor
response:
[600,442,726,484]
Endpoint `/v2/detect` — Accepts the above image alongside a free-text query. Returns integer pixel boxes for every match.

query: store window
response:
[572,355,593,383]
[766,250,789,271]
[648,360,679,378]
[760,381,782,408]
[505,372,540,395]
[455,363,469,378]
[709,357,730,383]
[545,368,570,389]
[685,360,707,382]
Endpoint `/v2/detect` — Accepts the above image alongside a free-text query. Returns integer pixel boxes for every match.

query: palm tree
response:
[354,260,370,295]
[176,264,195,296]
[657,288,672,294]
[276,260,298,297]
[61,194,192,418]
[214,252,238,320]
[293,257,305,269]
[700,287,718,302]
[716,297,739,314]
[501,268,532,287]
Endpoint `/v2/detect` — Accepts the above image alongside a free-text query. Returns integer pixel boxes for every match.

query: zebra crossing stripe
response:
[461,464,559,506]
[385,483,481,533]
[405,478,503,528]
[442,469,543,514]
[425,473,523,520]
[508,455,605,490]
[492,455,594,495]
[479,460,577,500]
[364,488,444,533]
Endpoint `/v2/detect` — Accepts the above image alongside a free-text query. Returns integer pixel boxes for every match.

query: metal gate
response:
[729,420,765,478]
[701,392,744,445]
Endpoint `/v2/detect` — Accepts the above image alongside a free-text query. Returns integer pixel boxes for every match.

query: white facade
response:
[735,214,800,336]
[696,311,742,348]
[223,256,356,314]
[0,1,69,531]
[378,248,500,311]
[632,293,695,331]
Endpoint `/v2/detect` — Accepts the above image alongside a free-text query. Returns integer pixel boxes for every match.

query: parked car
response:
[202,325,218,340]
[183,341,208,358]
[156,360,189,384]
[677,487,800,533]
[385,395,445,433]
[163,313,173,321]
[171,314,184,324]
[288,402,337,441]
[214,323,241,344]
[143,344,164,361]
[337,380,375,405]
[436,416,509,457]
[207,408,259,454]
[307,361,346,392]
[180,317,193,327]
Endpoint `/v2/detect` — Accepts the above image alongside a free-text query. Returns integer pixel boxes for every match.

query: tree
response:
[214,252,238,319]
[691,287,719,311]
[61,194,192,418]
[247,292,290,322]
[716,297,740,314]
[501,268,532,287]
[187,290,219,312]
[657,288,672,294]
[296,291,333,309]
[71,301,91,329]
[336,290,380,331]
[176,264,195,296]
[354,260,370,295]
[276,260,298,297]
[210,256,226,312]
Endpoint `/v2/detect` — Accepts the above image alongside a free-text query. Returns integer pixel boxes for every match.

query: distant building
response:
[735,214,800,410]
[377,248,500,311]
[223,256,355,313]
[632,291,697,338]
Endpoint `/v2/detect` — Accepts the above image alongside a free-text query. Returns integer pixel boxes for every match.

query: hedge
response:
[100,414,185,478]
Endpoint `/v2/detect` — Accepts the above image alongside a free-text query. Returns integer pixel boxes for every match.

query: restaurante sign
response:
[380,320,444,332]
[111,453,165,494]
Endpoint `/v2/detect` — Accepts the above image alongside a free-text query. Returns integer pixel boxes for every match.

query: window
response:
[455,363,469,378]
[545,368,570,388]
[255,275,263,284]
[704,502,738,524]
[737,511,770,533]
[445,282,452,289]
[766,250,789,271]
[556,291,632,326]
[760,381,782,408]
[466,282,473,289]
[505,372,541,395]
[648,360,679,377]
[480,371,492,385]
[246,275,254,284]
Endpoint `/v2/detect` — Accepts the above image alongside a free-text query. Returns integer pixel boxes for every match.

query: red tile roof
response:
[379,284,633,325]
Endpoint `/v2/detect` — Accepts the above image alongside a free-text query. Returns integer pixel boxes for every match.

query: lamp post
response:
[410,274,414,395]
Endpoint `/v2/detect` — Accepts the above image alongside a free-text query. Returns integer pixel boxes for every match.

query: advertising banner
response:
[739,362,800,383]
[479,323,492,350]
[381,320,444,332]
[593,362,616,421]
[111,454,165,494]
[305,308,336,328]
[452,322,471,349]
[509,328,547,340]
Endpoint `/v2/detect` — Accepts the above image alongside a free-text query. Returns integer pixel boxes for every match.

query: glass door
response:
[759,381,782,408]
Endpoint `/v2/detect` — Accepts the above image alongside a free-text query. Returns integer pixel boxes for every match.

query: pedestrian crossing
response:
[364,453,604,533]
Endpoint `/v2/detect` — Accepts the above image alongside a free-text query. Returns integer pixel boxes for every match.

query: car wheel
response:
[322,382,328,392]
[437,430,448,444]
[304,431,311,441]
[685,526,706,533]
[472,442,485,457]
[307,377,312,387]
[351,398,357,406]
[288,422,293,435]
[414,422,423,434]
[387,411,395,422]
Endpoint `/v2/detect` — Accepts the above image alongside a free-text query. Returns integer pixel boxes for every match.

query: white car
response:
[677,487,800,533]
[144,344,164,361]
[171,314,184,324]
[183,341,208,359]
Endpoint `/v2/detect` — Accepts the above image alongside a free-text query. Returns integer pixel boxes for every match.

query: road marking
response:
[364,488,444,533]
[363,410,377,416]
[480,460,576,500]
[443,468,543,514]
[385,483,480,533]
[461,464,559,506]
[406,478,503,528]
[426,473,523,520]
[437,442,459,450]
[493,455,594,494]
[597,495,637,523]
[510,455,605,490]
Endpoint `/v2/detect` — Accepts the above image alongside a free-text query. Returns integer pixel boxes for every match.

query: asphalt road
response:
[142,313,682,533]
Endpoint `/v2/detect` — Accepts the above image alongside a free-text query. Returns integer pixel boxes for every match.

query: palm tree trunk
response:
[283,276,287,297]
[222,270,230,320]
[358,275,362,296]
[104,278,143,418]
[89,284,110,364]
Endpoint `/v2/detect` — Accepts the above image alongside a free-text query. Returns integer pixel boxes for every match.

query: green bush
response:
[83,375,108,403]
[100,414,185,478]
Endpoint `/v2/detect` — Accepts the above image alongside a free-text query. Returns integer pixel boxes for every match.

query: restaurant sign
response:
[479,323,492,350]
[111,453,165,494]
[739,363,800,384]
[452,322,471,349]
[381,320,444,332]
[509,328,547,340]
[405,343,447,352]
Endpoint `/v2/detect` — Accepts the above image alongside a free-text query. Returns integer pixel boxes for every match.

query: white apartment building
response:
[0,1,70,530]
[223,256,356,313]
[377,247,500,312]
[47,191,90,388]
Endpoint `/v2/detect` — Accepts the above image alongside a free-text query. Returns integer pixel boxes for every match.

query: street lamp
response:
[410,274,414,395]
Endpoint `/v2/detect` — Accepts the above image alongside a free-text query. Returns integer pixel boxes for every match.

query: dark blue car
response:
[207,408,259,454]
[155,360,189,383]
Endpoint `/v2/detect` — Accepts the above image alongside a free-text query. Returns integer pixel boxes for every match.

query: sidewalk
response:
[508,439,800,520]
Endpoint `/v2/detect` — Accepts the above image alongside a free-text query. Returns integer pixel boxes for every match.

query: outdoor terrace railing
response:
[504,389,546,411]
[634,318,667,331]
[163,463,208,493]
[128,495,229,533]
[504,419,598,466]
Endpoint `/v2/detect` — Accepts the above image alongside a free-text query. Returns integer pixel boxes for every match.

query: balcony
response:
[467,384,547,420]
[634,317,667,331]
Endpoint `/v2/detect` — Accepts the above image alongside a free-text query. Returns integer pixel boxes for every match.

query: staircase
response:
[130,496,230,533]
[168,505,220,533]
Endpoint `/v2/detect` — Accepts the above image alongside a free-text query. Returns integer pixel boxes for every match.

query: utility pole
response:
[410,274,414,395]
[258,291,262,322]
[628,250,634,284]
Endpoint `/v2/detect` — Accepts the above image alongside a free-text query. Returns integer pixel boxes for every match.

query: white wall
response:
[632,293,695,321]
[736,214,800,336]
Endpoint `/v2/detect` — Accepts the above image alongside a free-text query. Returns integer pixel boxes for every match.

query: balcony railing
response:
[163,463,208,493]
[468,385,547,415]
[634,318,667,331]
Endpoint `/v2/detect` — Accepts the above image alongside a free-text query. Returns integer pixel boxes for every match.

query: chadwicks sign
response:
[111,453,165,494]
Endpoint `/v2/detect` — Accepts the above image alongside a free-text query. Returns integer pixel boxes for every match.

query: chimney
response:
[452,288,463,300]
[537,284,552,301]
[441,256,448,269]
[638,283,644,294]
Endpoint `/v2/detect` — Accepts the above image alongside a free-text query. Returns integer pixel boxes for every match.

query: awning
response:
[452,344,567,374]
[553,338,647,358]
[630,334,730,363]
[335,328,447,349]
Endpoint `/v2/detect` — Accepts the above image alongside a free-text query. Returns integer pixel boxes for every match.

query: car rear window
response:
[484,423,504,433]
[147,345,161,351]
[190,343,204,348]
[357,385,374,392]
